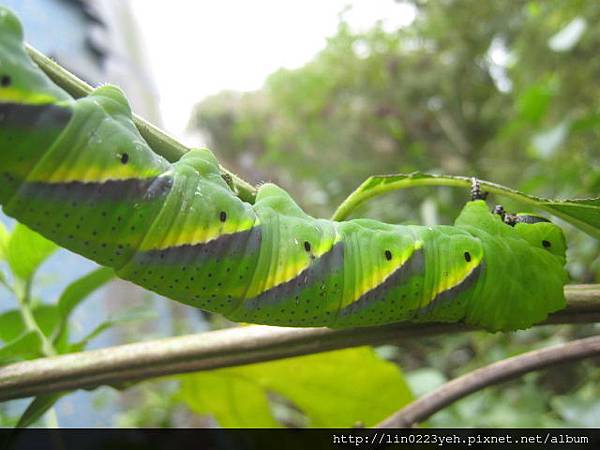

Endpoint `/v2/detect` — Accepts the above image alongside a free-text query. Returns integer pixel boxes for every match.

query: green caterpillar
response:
[0,7,568,331]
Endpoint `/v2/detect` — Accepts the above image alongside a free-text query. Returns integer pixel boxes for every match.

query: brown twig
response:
[377,334,600,428]
[0,285,599,402]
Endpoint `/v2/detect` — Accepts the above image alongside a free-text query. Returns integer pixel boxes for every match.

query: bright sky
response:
[129,0,415,143]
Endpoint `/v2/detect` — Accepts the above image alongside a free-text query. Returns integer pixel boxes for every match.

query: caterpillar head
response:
[511,214,567,262]
[455,200,568,331]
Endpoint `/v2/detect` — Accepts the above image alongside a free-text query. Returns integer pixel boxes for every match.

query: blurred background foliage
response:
[1,0,600,428]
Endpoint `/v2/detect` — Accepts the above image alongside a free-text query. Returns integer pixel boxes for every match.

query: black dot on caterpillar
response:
[542,240,551,248]
[0,75,11,87]
[385,250,392,261]
[464,251,471,262]
[219,211,227,222]
[304,241,311,252]
[120,153,129,164]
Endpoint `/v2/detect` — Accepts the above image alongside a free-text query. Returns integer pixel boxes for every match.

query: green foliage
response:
[53,267,115,345]
[67,306,157,353]
[180,372,279,427]
[178,347,412,427]
[0,222,121,426]
[0,331,43,365]
[0,305,64,363]
[0,221,8,261]
[6,224,57,281]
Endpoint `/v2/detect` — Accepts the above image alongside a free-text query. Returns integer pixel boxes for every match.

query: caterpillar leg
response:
[491,204,518,226]
[492,204,507,223]
[470,177,488,201]
[491,204,550,227]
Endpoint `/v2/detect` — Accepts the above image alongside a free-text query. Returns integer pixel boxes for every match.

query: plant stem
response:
[0,284,598,402]
[331,174,600,240]
[332,177,469,221]
[17,280,56,357]
[25,44,257,203]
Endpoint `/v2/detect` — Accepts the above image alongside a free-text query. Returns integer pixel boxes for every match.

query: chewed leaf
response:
[332,172,600,239]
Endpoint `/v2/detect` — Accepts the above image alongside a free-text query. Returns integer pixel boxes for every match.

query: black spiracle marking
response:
[220,211,227,222]
[464,251,471,262]
[0,75,11,87]
[120,153,129,164]
[542,240,551,248]
[304,241,311,252]
[384,250,392,261]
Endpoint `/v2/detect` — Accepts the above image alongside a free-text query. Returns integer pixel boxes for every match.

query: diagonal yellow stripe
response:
[0,88,60,104]
[346,240,423,307]
[140,217,260,252]
[242,233,341,299]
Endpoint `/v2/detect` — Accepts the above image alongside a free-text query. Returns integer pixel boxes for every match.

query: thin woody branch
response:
[0,285,598,402]
[377,334,600,428]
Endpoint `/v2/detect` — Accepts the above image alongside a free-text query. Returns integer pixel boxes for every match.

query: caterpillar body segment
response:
[0,7,568,331]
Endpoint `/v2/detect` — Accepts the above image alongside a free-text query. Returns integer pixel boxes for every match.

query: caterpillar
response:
[0,7,568,332]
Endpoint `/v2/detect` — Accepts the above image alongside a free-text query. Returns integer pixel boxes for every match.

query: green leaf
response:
[0,221,8,261]
[69,306,156,351]
[0,305,62,363]
[0,331,43,365]
[331,172,600,239]
[31,304,61,338]
[57,267,114,319]
[178,372,279,427]
[0,309,26,343]
[53,267,114,346]
[178,347,413,427]
[0,305,62,346]
[6,224,58,281]
[16,393,64,428]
